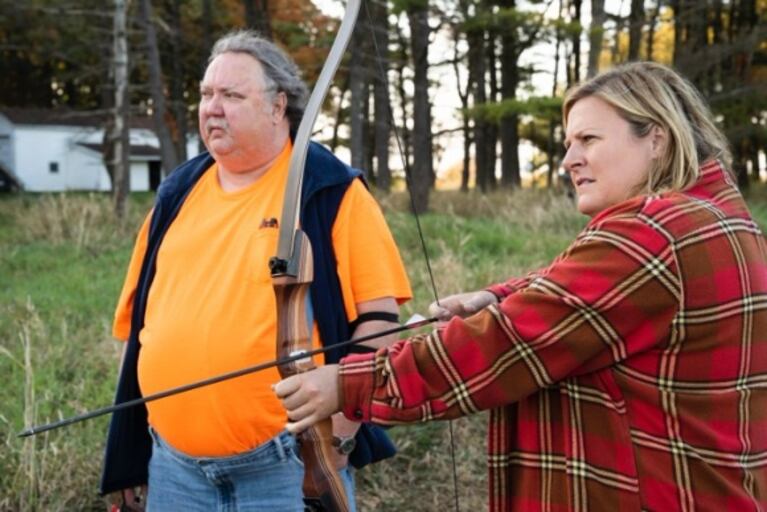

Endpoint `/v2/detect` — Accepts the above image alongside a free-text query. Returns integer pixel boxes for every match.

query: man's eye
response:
[200,90,212,99]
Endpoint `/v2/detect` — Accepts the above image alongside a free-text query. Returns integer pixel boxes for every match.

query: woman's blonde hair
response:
[562,62,732,193]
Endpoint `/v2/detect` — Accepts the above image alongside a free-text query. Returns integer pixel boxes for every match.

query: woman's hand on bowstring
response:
[274,364,341,434]
[428,291,498,324]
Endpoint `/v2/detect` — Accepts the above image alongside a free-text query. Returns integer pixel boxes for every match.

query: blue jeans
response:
[146,428,356,512]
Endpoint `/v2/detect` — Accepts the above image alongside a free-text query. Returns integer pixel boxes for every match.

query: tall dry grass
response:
[0,188,585,511]
[9,193,148,252]
[1,193,146,511]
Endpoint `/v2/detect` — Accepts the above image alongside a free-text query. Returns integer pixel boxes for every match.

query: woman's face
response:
[562,96,662,217]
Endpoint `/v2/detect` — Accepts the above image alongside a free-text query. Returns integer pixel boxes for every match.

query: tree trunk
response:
[499,0,520,188]
[709,0,723,92]
[548,0,564,187]
[330,75,349,153]
[737,0,757,80]
[646,1,659,61]
[568,0,582,86]
[167,0,188,162]
[672,0,702,79]
[111,0,130,219]
[407,4,432,213]
[349,20,370,175]
[139,0,179,175]
[611,10,624,64]
[199,0,214,153]
[371,0,392,192]
[587,0,605,77]
[734,142,749,190]
[452,8,473,192]
[469,27,490,193]
[628,0,644,60]
[394,24,412,173]
[747,134,760,185]
[243,0,272,39]
[486,17,499,190]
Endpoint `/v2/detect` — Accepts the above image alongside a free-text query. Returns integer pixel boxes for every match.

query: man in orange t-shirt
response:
[101,30,411,512]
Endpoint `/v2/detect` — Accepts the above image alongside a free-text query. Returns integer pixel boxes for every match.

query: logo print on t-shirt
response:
[259,217,279,229]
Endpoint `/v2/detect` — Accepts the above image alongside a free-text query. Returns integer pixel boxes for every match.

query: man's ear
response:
[649,124,667,159]
[272,92,288,124]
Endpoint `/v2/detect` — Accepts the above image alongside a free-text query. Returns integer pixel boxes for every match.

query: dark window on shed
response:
[49,162,59,173]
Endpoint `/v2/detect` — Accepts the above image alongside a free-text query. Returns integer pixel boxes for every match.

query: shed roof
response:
[77,142,161,159]
[0,107,155,130]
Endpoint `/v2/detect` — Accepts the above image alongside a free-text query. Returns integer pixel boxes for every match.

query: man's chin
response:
[207,143,233,158]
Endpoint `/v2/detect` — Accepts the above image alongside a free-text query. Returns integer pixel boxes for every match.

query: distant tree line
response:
[0,0,765,215]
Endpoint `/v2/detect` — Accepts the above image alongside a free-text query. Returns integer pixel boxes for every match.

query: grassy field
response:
[1,187,765,511]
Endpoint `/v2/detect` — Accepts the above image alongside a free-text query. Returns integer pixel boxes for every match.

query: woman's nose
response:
[562,146,582,174]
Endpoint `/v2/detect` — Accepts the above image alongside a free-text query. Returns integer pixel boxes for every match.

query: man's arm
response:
[330,296,399,469]
[350,296,400,349]
[108,212,152,508]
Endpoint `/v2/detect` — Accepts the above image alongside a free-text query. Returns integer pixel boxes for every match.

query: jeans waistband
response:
[148,427,297,469]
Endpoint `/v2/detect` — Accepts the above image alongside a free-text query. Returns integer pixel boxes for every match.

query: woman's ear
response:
[649,124,667,159]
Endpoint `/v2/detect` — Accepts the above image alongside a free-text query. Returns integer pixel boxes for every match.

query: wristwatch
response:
[332,435,357,456]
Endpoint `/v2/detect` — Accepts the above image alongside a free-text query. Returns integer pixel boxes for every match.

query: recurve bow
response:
[268,1,361,510]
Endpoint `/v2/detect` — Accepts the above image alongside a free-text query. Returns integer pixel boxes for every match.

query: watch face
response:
[334,436,356,455]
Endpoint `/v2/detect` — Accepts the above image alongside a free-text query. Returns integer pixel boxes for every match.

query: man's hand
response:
[108,486,147,512]
[274,364,341,434]
[428,290,498,322]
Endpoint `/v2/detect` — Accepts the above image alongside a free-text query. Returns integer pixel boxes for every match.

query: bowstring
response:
[363,2,460,510]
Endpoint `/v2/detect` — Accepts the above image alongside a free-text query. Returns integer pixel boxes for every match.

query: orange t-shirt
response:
[112,142,411,456]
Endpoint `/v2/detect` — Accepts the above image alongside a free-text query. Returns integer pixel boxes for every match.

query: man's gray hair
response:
[208,30,308,134]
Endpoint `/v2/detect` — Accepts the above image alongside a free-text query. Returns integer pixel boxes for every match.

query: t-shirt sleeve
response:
[332,179,412,321]
[112,211,152,341]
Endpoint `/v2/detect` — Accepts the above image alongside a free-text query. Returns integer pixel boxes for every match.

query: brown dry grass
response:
[0,188,584,511]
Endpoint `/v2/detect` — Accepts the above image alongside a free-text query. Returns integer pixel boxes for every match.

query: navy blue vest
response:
[100,142,396,494]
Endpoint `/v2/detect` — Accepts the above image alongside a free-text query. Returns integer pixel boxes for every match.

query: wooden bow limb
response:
[271,229,348,511]
[268,0,362,508]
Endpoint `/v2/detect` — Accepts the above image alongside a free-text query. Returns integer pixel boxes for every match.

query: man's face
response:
[199,52,288,172]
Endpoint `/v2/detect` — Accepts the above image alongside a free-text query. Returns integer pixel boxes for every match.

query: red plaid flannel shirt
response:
[340,161,767,511]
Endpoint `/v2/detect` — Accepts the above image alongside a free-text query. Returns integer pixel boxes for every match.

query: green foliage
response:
[0,0,108,108]
[462,5,555,43]
[519,116,559,155]
[467,95,562,124]
[391,0,429,15]
[549,16,584,38]
[745,188,767,232]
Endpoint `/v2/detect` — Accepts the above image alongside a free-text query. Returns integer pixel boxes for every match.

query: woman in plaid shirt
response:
[277,62,767,511]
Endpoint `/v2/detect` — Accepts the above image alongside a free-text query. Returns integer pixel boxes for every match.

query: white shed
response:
[0,108,199,192]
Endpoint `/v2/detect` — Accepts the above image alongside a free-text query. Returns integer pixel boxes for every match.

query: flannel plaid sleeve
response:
[340,214,680,424]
